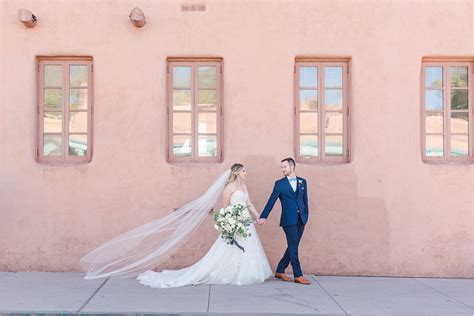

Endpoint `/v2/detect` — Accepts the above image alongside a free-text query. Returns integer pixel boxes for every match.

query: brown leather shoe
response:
[275,272,291,282]
[294,276,311,285]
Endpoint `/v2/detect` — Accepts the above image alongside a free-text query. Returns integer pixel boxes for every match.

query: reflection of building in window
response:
[421,58,473,162]
[295,57,350,163]
[37,56,93,163]
[167,57,223,162]
[69,138,88,156]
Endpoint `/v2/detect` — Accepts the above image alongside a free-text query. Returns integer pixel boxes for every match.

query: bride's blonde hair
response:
[225,163,244,186]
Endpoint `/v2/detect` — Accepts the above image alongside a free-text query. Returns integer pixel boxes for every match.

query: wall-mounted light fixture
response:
[18,9,37,28]
[129,7,146,28]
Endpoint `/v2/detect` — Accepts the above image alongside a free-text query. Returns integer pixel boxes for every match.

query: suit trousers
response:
[276,212,305,277]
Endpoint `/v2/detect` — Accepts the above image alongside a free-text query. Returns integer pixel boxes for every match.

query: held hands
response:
[256,218,266,226]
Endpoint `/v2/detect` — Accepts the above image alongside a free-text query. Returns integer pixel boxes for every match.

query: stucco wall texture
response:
[1,0,473,277]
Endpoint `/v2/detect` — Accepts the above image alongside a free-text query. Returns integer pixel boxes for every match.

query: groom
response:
[257,158,311,285]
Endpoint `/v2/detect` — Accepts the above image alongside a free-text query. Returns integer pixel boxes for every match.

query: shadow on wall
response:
[240,154,392,276]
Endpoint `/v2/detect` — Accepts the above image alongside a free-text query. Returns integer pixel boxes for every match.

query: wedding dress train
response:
[136,190,273,288]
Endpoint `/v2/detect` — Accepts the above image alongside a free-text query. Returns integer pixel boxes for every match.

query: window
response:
[294,57,350,163]
[167,57,223,162]
[421,58,473,163]
[37,56,93,163]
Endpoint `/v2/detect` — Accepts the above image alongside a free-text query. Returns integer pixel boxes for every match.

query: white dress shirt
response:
[287,176,297,192]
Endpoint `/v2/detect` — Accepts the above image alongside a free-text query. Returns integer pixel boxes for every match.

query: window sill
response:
[166,159,224,164]
[295,159,351,165]
[422,159,474,165]
[36,157,92,164]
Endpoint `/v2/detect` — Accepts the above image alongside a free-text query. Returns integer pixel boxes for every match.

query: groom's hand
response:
[257,218,266,225]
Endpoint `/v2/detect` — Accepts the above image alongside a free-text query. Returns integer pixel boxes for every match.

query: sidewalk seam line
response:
[75,278,109,314]
[311,275,348,315]
[207,284,211,312]
[412,278,474,310]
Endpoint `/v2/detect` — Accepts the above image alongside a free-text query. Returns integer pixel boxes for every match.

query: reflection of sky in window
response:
[425,67,443,87]
[425,90,443,110]
[300,90,317,102]
[325,67,342,88]
[173,67,192,88]
[300,67,317,87]
[325,90,342,106]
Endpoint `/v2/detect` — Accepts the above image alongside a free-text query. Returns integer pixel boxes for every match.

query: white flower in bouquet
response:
[212,203,254,252]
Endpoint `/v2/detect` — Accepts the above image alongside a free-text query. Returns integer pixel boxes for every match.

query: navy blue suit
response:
[260,176,309,277]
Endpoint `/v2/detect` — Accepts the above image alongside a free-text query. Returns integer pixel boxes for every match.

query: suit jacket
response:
[260,176,309,226]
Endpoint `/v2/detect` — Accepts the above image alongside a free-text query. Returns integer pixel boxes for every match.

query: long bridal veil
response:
[80,169,231,279]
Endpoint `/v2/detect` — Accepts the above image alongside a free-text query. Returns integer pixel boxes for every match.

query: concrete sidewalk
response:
[0,272,473,315]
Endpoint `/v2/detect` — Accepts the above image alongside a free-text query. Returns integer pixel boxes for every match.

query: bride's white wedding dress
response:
[136,190,273,288]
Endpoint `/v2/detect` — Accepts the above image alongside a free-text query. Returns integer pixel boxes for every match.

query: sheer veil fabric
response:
[80,169,231,279]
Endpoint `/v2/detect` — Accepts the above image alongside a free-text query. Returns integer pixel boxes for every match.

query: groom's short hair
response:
[281,157,296,169]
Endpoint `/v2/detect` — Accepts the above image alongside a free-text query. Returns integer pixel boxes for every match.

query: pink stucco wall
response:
[1,0,473,277]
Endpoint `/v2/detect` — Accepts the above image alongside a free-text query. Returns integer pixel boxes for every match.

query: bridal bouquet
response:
[213,203,253,252]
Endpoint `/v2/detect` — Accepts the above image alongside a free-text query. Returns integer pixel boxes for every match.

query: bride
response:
[80,163,273,287]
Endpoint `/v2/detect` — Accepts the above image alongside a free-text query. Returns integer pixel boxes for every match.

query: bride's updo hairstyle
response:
[225,163,244,186]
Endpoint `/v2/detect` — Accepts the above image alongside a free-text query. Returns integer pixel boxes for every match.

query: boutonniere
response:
[298,179,303,185]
